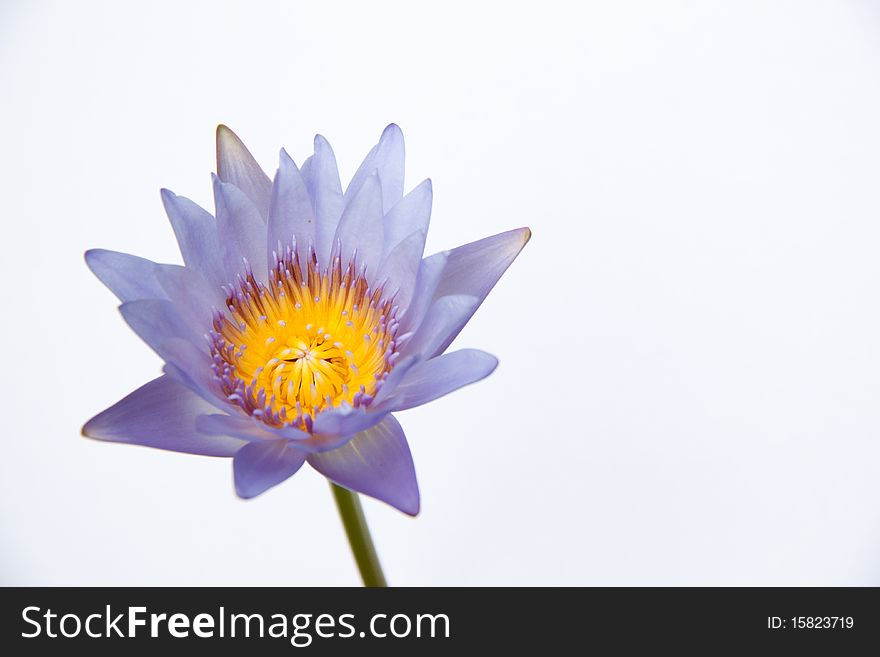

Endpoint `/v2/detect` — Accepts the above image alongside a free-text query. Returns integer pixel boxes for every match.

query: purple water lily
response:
[83,124,529,516]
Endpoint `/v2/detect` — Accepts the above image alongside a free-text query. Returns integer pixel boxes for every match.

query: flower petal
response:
[84,249,168,302]
[345,123,405,213]
[160,189,226,288]
[370,354,419,407]
[216,124,272,219]
[333,171,384,277]
[424,227,531,354]
[400,294,480,358]
[212,174,268,282]
[398,251,447,331]
[308,415,419,515]
[233,439,307,498]
[311,404,389,438]
[162,353,227,412]
[267,148,315,266]
[302,134,344,269]
[82,375,247,456]
[154,263,222,333]
[381,178,431,261]
[196,413,351,453]
[376,229,426,311]
[119,299,203,361]
[387,349,498,411]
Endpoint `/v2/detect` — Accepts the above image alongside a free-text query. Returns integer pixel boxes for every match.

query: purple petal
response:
[370,354,419,406]
[302,135,344,269]
[398,251,447,332]
[424,227,531,354]
[84,249,168,302]
[212,174,269,282]
[311,404,389,438]
[119,299,203,362]
[387,349,498,411]
[158,337,238,414]
[196,413,351,453]
[216,124,272,219]
[345,123,405,213]
[82,375,247,456]
[267,148,315,266]
[154,264,222,333]
[376,230,426,311]
[233,439,307,498]
[160,189,226,288]
[400,294,480,358]
[381,178,431,261]
[308,415,419,515]
[333,171,384,277]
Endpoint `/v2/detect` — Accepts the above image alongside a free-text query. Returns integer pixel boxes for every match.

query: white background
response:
[2,0,880,585]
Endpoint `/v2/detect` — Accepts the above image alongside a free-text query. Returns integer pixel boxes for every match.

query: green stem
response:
[330,483,387,587]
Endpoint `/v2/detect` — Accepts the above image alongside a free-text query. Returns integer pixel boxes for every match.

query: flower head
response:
[83,124,529,514]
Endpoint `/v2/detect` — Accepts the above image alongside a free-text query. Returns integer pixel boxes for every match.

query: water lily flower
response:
[83,124,530,519]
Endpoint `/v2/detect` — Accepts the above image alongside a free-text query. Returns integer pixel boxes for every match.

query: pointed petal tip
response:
[81,402,121,441]
[401,495,420,517]
[409,177,432,197]
[520,226,532,244]
[159,188,181,215]
[210,172,231,199]
[234,482,259,500]
[80,413,119,442]
[313,133,331,151]
[216,125,244,166]
[215,125,272,218]
[382,123,403,139]
[81,416,99,439]
[83,248,100,266]
[216,123,237,142]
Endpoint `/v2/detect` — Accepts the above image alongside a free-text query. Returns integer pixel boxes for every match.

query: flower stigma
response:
[210,243,399,431]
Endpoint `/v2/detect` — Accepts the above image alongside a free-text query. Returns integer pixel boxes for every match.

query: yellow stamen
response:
[211,250,396,429]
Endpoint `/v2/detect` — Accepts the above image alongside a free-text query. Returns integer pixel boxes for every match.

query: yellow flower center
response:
[210,247,398,430]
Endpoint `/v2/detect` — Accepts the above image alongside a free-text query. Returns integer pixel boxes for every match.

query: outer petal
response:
[160,189,226,288]
[423,227,531,354]
[267,148,315,266]
[345,123,405,213]
[308,415,419,515]
[216,124,272,219]
[302,135,344,269]
[82,375,247,456]
[212,174,269,282]
[401,294,480,358]
[233,439,307,498]
[84,249,168,302]
[332,171,384,277]
[381,178,432,261]
[386,349,498,411]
